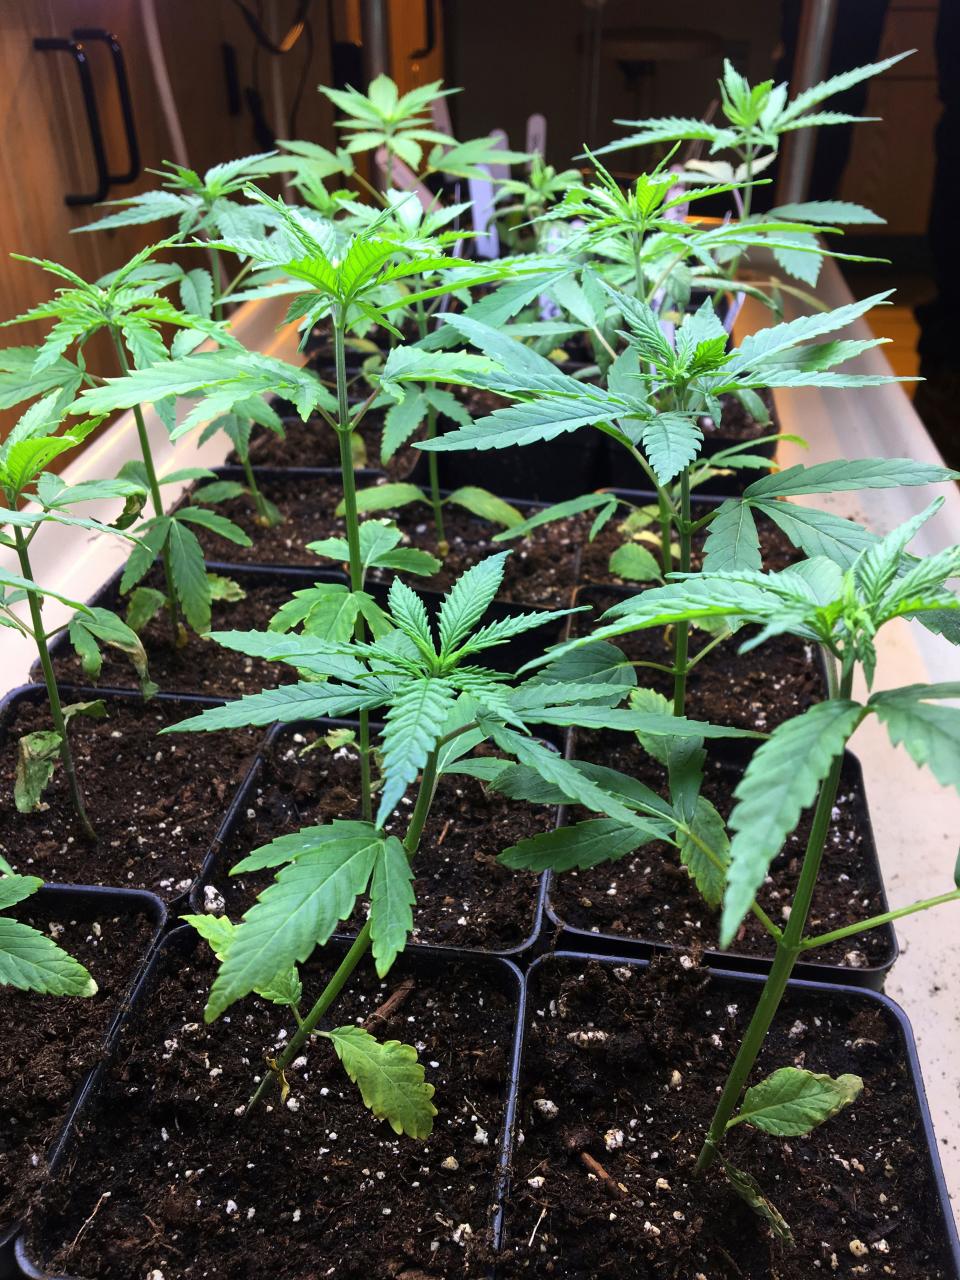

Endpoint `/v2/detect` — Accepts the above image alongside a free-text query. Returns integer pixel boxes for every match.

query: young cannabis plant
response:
[594,52,911,291]
[388,289,932,711]
[494,153,582,252]
[171,553,755,1133]
[316,74,528,194]
[6,243,251,642]
[0,394,153,838]
[76,153,284,316]
[538,504,960,1229]
[0,873,96,997]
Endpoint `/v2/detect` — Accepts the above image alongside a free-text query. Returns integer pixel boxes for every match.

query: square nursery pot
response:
[498,951,960,1280]
[15,926,527,1280]
[0,885,165,1276]
[189,715,554,960]
[0,684,265,906]
[544,741,898,990]
[407,431,609,505]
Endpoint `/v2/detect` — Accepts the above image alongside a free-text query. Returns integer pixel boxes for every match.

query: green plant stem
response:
[800,888,960,951]
[244,749,440,1117]
[14,528,96,842]
[240,452,277,527]
[693,665,855,1175]
[207,245,224,322]
[334,313,372,822]
[414,300,448,549]
[110,331,181,644]
[672,469,692,715]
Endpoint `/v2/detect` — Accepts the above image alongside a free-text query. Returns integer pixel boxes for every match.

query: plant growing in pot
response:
[5,243,254,645]
[169,553,760,1128]
[592,51,912,308]
[388,287,942,718]
[0,394,155,840]
[513,505,960,1230]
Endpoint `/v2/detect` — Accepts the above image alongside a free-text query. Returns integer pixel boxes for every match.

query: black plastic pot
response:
[501,952,960,1278]
[0,884,165,1276]
[0,684,265,908]
[15,925,528,1280]
[544,742,898,990]
[188,714,554,959]
[408,429,608,505]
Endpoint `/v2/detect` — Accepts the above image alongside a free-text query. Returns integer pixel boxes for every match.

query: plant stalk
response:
[414,300,448,550]
[244,750,440,1116]
[334,313,373,822]
[110,331,182,645]
[240,452,277,527]
[14,528,96,842]
[672,469,692,715]
[693,666,855,1175]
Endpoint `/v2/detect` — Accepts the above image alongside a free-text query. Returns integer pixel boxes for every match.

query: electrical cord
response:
[229,0,313,56]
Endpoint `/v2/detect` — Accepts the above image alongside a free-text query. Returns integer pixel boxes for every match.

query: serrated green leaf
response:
[721,700,865,945]
[640,414,703,484]
[369,836,415,977]
[170,681,386,731]
[346,482,427,515]
[609,541,662,582]
[167,520,211,633]
[438,552,508,656]
[321,1025,437,1138]
[870,689,960,794]
[182,913,302,1007]
[499,819,651,871]
[702,500,761,572]
[377,678,457,825]
[679,795,729,907]
[720,1159,794,1246]
[14,728,62,812]
[204,832,383,1019]
[731,1067,863,1136]
[0,916,97,996]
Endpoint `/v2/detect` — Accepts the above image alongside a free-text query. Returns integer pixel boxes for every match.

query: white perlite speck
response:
[604,1128,624,1152]
[533,1099,559,1121]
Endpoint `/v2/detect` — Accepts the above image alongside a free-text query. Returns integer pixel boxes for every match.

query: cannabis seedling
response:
[543,505,960,1230]
[172,553,754,1132]
[0,872,96,997]
[6,244,250,642]
[594,52,911,296]
[0,394,153,838]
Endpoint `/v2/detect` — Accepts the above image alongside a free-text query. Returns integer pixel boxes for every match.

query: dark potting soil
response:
[25,944,516,1279]
[578,502,799,587]
[0,700,259,898]
[238,408,419,479]
[569,597,824,732]
[205,729,551,951]
[548,733,888,969]
[0,906,153,1231]
[46,570,303,699]
[186,474,583,608]
[500,956,954,1279]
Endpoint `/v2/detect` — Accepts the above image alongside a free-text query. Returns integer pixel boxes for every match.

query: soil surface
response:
[547,733,891,971]
[0,698,260,898]
[0,902,154,1231]
[239,408,419,479]
[45,568,316,699]
[202,727,552,952]
[570,594,825,732]
[24,940,518,1279]
[500,956,954,1279]
[186,474,583,608]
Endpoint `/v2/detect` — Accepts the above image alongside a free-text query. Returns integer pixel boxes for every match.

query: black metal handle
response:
[71,29,141,185]
[410,0,436,59]
[33,37,109,206]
